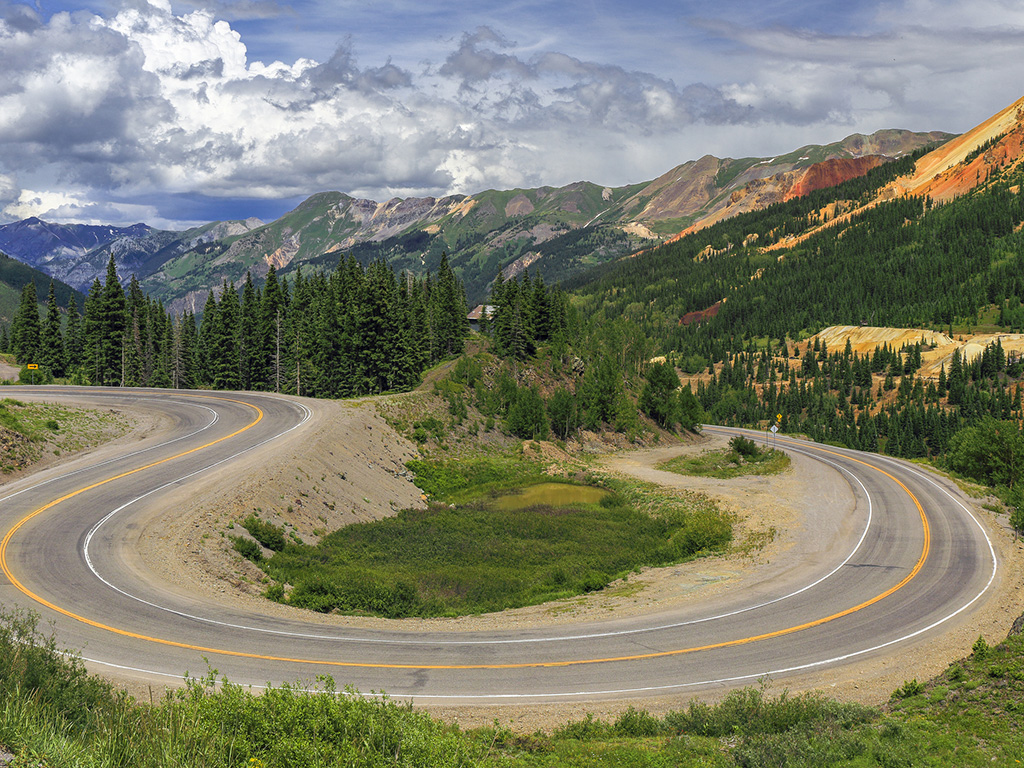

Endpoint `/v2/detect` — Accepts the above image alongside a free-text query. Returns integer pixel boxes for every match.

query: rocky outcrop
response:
[505,194,535,217]
[680,301,722,326]
[783,156,887,200]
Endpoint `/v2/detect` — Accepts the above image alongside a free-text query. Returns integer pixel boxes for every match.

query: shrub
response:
[892,679,925,699]
[664,687,874,738]
[264,583,285,601]
[0,606,119,730]
[730,434,761,459]
[547,387,579,439]
[506,385,549,440]
[554,713,608,740]
[242,515,286,552]
[577,572,610,593]
[973,635,990,660]
[613,706,665,737]
[232,536,263,562]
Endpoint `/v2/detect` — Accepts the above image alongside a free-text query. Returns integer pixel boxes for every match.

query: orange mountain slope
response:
[896,94,1024,201]
[756,94,1024,254]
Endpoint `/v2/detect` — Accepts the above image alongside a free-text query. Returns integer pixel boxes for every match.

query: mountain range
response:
[0,129,948,318]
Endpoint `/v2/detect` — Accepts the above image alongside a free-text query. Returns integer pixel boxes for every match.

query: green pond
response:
[493,482,610,510]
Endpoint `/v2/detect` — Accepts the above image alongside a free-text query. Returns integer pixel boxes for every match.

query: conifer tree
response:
[208,281,241,390]
[64,294,82,376]
[239,272,260,391]
[10,280,41,364]
[39,280,65,377]
[98,256,127,385]
[260,265,286,392]
[82,279,104,384]
[430,253,468,359]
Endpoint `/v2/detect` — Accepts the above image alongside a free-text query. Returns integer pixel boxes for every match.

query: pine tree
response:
[123,310,144,387]
[64,294,82,376]
[207,281,241,390]
[39,280,65,377]
[10,281,41,364]
[98,256,127,385]
[82,279,104,384]
[239,272,260,391]
[430,253,467,359]
[261,265,286,392]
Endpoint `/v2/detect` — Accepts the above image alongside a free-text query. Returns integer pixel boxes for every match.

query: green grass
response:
[258,456,732,618]
[657,446,791,479]
[0,398,130,473]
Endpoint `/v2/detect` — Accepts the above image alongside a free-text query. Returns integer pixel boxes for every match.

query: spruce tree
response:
[64,294,82,376]
[82,279,104,384]
[98,256,127,385]
[39,280,65,377]
[239,272,259,390]
[208,281,241,390]
[430,253,467,359]
[261,265,286,392]
[10,280,41,364]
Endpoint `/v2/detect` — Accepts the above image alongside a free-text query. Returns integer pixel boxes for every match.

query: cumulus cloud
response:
[0,0,1022,227]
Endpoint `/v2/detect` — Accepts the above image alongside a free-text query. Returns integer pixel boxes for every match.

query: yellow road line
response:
[1,412,929,670]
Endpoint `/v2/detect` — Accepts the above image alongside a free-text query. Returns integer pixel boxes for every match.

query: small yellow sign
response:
[27,364,38,370]
[776,413,782,422]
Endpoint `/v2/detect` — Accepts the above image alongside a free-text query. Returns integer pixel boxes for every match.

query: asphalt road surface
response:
[0,387,997,704]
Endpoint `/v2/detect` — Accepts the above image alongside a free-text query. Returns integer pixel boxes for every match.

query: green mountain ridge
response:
[0,251,82,326]
[0,129,950,314]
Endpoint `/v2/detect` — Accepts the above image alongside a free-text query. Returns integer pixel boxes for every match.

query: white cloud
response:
[0,1,1022,228]
[3,187,204,229]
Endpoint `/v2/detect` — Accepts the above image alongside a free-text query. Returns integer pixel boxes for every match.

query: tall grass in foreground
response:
[2,602,1024,766]
[0,607,476,767]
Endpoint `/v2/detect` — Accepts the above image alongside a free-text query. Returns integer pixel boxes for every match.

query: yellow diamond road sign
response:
[776,413,782,421]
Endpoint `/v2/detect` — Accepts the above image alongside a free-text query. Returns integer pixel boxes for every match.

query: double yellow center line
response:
[1,407,929,671]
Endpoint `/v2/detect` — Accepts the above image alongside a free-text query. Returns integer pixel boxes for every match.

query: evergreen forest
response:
[2,253,470,399]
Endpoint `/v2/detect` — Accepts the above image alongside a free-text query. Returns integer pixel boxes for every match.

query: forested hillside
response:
[1,253,470,398]
[0,252,81,329]
[566,121,1024,523]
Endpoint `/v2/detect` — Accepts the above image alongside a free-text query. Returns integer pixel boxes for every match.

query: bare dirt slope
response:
[0,359,19,381]
[134,396,427,603]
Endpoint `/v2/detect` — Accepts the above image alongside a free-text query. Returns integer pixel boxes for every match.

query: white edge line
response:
[80,420,877,647]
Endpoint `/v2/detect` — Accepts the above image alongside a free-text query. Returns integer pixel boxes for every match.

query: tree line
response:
[2,253,470,398]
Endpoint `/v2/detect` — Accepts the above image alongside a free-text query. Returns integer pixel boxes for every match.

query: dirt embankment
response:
[133,397,427,603]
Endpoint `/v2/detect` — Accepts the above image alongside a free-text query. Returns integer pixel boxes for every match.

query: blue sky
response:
[1,0,1023,228]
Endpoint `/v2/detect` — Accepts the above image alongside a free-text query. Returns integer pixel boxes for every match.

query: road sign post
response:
[27,363,38,385]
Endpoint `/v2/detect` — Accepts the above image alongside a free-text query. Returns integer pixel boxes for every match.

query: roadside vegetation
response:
[0,397,129,474]
[2,602,1023,767]
[252,455,731,618]
[658,435,791,479]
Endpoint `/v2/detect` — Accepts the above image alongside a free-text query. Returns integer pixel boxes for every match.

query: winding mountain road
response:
[0,387,998,704]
